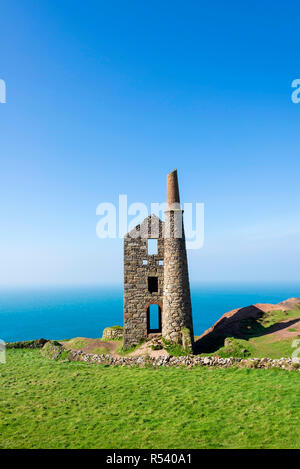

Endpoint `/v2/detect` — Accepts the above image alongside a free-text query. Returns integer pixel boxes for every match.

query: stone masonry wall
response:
[102,327,123,340]
[123,215,165,349]
[44,343,300,371]
[162,210,194,344]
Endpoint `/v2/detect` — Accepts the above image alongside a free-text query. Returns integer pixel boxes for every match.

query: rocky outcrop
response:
[102,326,123,340]
[41,341,66,360]
[278,298,300,310]
[195,298,300,353]
[6,338,48,349]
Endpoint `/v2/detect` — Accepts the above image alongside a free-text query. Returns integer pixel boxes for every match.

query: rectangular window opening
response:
[142,259,148,265]
[147,239,158,255]
[158,260,164,266]
[148,276,158,293]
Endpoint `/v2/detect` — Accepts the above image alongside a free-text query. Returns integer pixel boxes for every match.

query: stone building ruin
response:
[123,169,194,349]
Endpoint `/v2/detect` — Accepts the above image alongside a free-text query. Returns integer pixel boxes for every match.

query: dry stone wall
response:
[42,342,300,371]
[69,352,300,371]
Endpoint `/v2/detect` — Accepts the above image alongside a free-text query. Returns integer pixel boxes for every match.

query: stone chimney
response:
[162,169,194,347]
[166,169,180,208]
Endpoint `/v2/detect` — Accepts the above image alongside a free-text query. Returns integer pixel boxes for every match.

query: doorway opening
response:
[147,304,162,333]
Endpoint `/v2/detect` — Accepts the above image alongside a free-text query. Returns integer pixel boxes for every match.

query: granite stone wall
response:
[123,209,194,349]
[102,327,123,340]
[43,343,300,371]
[123,215,165,349]
[162,209,194,345]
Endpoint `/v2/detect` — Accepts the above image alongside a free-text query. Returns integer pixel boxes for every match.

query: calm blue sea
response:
[0,283,299,343]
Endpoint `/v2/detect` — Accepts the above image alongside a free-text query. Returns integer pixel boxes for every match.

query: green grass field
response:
[0,349,299,449]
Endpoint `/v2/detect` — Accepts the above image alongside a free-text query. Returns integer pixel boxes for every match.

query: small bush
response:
[216,338,254,358]
[162,338,190,356]
[117,340,145,355]
[151,344,163,350]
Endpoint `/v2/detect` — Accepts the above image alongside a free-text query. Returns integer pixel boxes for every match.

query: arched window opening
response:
[147,304,162,333]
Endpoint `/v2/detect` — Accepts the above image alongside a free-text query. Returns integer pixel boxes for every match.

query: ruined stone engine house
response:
[123,169,194,349]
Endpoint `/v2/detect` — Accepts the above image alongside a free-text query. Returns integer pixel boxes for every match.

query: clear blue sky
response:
[1,1,300,286]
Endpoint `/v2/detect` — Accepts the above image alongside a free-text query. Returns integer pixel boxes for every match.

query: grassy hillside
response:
[197,307,300,358]
[0,349,299,449]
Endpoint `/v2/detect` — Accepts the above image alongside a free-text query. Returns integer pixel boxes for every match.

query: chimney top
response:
[167,169,180,208]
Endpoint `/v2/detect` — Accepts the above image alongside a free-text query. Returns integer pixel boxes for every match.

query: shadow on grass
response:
[194,305,300,354]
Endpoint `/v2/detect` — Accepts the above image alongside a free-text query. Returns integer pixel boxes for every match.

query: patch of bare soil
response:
[130,339,169,358]
[61,338,120,355]
[265,318,300,342]
[61,336,170,358]
[278,298,300,311]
